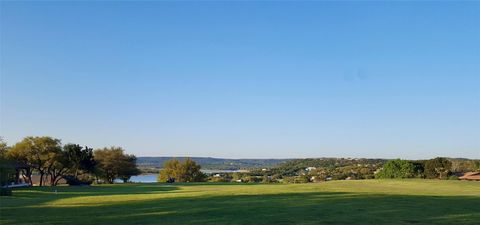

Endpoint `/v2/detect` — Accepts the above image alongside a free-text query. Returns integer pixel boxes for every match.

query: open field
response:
[1,180,479,225]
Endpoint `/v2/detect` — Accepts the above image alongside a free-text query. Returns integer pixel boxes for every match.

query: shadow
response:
[0,184,179,210]
[1,184,479,225]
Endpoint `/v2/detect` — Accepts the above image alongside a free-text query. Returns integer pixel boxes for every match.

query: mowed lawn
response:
[1,180,479,225]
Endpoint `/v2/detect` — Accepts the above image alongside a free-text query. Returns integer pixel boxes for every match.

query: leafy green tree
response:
[411,161,426,178]
[451,159,479,173]
[46,149,72,186]
[158,159,181,182]
[0,138,9,159]
[118,154,141,183]
[8,137,62,186]
[425,157,452,179]
[94,147,140,183]
[158,158,206,182]
[376,159,416,179]
[181,158,206,182]
[0,139,15,191]
[64,144,95,180]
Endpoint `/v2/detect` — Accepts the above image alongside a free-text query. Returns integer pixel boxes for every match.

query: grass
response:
[1,180,479,224]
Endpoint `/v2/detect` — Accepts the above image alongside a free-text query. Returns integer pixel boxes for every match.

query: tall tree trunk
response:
[39,172,44,186]
[27,169,32,185]
[50,174,55,186]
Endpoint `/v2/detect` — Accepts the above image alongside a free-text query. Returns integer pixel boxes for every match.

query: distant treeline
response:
[205,157,480,183]
[137,157,290,171]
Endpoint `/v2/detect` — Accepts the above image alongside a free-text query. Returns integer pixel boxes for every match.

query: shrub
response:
[447,175,459,180]
[63,175,93,186]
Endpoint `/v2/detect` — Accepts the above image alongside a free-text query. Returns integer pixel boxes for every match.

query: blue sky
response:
[1,2,479,159]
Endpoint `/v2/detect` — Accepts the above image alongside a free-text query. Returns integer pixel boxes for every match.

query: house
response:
[459,172,480,181]
[0,161,32,188]
[305,167,316,172]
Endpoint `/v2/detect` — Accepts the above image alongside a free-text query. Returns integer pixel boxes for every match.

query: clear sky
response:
[1,1,479,159]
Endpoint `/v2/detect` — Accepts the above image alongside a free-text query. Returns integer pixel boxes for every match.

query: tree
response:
[94,147,140,183]
[0,139,15,192]
[451,159,479,173]
[117,154,141,183]
[425,157,452,179]
[376,159,416,179]
[0,138,9,159]
[412,161,426,178]
[158,159,181,182]
[181,158,206,182]
[158,158,206,182]
[8,137,61,186]
[46,150,71,186]
[64,144,95,180]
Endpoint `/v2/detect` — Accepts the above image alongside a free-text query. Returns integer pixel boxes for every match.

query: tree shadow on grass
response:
[0,184,179,212]
[12,184,178,197]
[2,189,480,225]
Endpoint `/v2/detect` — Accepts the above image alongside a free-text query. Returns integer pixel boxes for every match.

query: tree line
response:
[375,157,479,179]
[206,157,480,183]
[0,136,140,186]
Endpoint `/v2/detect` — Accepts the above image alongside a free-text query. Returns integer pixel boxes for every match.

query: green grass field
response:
[1,180,479,225]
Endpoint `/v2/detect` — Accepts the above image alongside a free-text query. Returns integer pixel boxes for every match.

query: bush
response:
[447,175,459,180]
[63,175,93,186]
[208,177,227,182]
[282,175,310,183]
[243,176,263,183]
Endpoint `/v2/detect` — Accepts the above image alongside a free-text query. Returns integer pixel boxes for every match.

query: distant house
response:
[0,161,32,188]
[459,172,480,181]
[305,167,316,171]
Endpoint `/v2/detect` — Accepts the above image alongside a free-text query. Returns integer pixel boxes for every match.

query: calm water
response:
[115,174,158,183]
[116,170,247,183]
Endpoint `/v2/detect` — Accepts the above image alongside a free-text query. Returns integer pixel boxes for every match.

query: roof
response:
[459,172,480,181]
[0,160,30,169]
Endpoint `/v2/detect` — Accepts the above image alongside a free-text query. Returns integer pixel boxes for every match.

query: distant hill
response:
[137,157,291,170]
[137,157,479,172]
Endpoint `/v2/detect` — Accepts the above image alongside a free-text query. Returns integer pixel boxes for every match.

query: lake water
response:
[116,170,247,183]
[115,174,158,183]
